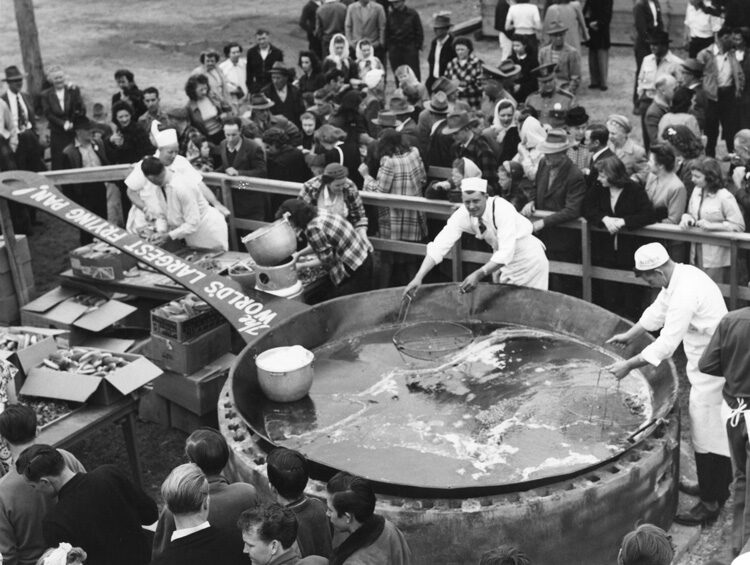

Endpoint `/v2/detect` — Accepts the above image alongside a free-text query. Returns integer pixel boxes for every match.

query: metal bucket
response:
[255,345,314,402]
[241,218,297,266]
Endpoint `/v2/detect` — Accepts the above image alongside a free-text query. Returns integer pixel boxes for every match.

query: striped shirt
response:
[306,210,371,285]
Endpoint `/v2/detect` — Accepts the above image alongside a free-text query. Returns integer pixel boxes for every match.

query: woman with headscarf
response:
[323,34,357,84]
[355,39,384,80]
[394,65,429,103]
[482,98,521,163]
[514,105,547,180]
[444,37,484,110]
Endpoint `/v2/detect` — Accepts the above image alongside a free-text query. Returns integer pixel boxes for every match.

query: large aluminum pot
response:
[241,218,297,266]
[255,345,314,402]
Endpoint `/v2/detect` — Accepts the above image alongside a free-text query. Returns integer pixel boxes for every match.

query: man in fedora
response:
[246,28,285,94]
[262,62,305,126]
[538,21,581,93]
[680,58,707,131]
[521,128,586,294]
[480,60,520,122]
[387,0,424,83]
[388,96,418,148]
[444,110,498,194]
[1,65,45,173]
[635,30,682,118]
[247,93,303,147]
[426,11,456,92]
[697,26,744,157]
[61,116,110,244]
[525,63,575,127]
[416,91,452,165]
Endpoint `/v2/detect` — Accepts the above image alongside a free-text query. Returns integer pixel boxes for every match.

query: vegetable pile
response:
[41,348,129,376]
[154,294,213,322]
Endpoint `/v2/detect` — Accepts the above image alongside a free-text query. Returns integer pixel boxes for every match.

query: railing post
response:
[221,178,239,251]
[451,238,462,282]
[730,239,739,309]
[581,219,592,302]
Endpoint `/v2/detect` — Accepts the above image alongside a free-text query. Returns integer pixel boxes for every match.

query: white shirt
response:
[259,46,270,61]
[714,44,733,88]
[6,91,29,130]
[639,263,727,366]
[648,0,658,26]
[125,154,203,220]
[637,51,683,98]
[55,88,65,110]
[427,196,533,266]
[505,4,541,36]
[219,58,248,95]
[165,173,211,241]
[171,521,210,542]
[433,36,449,78]
[684,4,722,39]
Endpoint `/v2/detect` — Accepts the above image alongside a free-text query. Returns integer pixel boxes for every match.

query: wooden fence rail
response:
[40,166,750,308]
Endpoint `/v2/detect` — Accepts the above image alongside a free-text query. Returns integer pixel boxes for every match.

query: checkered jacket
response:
[306,210,370,285]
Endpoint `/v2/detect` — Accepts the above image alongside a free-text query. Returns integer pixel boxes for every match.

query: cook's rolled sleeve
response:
[426,209,469,264]
[639,287,698,366]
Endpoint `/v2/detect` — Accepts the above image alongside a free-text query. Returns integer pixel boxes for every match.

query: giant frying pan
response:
[229,285,679,499]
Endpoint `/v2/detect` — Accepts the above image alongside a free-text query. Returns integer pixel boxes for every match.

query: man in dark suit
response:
[583,123,613,189]
[262,63,305,126]
[583,0,613,90]
[299,0,323,58]
[632,0,663,106]
[216,117,269,222]
[426,12,456,92]
[522,128,586,295]
[246,29,284,94]
[1,66,45,173]
[61,116,110,244]
[42,66,86,170]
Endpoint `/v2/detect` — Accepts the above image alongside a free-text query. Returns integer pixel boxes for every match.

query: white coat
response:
[639,263,729,456]
[426,196,549,289]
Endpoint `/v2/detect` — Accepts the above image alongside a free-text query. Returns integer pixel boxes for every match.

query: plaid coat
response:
[363,146,427,241]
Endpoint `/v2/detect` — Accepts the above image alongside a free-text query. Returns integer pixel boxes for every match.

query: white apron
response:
[184,206,228,251]
[684,330,730,456]
[478,228,549,290]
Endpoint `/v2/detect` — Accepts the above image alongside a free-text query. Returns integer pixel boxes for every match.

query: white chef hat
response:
[634,242,669,273]
[150,120,179,147]
[460,177,487,193]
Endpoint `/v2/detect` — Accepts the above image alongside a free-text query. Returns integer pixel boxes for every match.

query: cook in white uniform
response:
[140,156,229,250]
[125,123,229,234]
[404,177,548,295]
[605,242,731,527]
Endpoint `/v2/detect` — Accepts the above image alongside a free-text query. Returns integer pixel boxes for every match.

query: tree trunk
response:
[13,0,45,99]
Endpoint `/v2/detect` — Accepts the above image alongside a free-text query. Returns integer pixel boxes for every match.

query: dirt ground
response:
[3,0,736,559]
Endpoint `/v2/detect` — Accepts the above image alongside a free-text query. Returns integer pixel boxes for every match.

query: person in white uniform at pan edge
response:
[124,122,229,234]
[140,156,229,250]
[604,242,732,528]
[403,176,549,296]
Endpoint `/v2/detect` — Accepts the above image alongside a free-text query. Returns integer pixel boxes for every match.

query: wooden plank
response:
[0,200,31,307]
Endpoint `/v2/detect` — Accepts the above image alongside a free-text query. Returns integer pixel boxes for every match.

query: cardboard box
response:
[0,263,34,299]
[138,388,171,428]
[19,340,162,405]
[150,298,225,342]
[20,287,136,332]
[69,243,138,281]
[0,329,64,398]
[152,352,234,415]
[146,323,230,375]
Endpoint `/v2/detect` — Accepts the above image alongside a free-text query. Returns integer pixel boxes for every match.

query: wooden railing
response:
[41,165,750,308]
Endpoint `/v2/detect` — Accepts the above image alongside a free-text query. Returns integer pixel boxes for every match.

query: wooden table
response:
[36,396,144,489]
